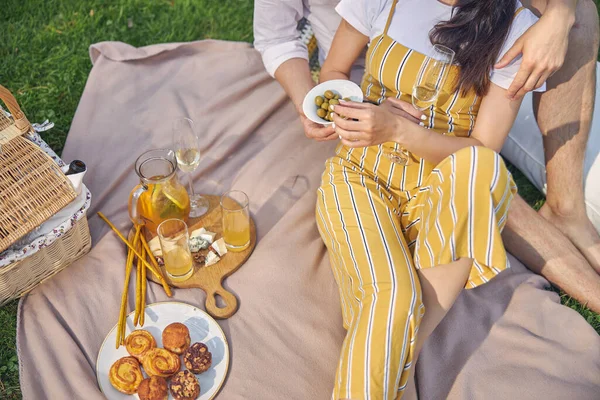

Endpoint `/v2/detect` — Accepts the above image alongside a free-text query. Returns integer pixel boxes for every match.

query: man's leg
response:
[526,0,600,271]
[504,196,600,312]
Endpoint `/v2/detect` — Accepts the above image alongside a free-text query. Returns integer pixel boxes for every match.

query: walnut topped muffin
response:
[169,370,200,400]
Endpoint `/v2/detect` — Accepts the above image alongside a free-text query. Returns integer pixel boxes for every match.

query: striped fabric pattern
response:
[316,1,518,398]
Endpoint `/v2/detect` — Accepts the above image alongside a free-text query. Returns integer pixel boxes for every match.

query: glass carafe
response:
[128,149,190,234]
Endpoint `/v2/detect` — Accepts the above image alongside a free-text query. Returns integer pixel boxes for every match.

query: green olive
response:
[333,94,340,100]
[324,90,334,100]
[343,97,351,101]
[321,101,330,110]
[329,99,339,106]
[315,96,324,106]
[316,108,327,119]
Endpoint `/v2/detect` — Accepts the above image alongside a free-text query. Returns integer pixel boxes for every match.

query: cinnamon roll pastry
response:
[162,322,191,355]
[138,376,169,400]
[142,348,181,378]
[125,329,157,361]
[109,356,144,395]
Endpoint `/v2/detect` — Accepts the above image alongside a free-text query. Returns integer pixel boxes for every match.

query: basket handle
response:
[0,84,31,134]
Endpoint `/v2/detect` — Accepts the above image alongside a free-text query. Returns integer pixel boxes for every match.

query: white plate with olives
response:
[302,80,364,125]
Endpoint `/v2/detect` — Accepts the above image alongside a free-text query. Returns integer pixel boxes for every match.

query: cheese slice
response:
[205,250,220,266]
[211,238,228,257]
[190,227,206,239]
[190,227,217,244]
[199,230,217,244]
[147,235,162,257]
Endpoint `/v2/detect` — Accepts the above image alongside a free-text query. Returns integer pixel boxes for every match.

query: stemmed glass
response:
[172,117,209,217]
[388,44,455,165]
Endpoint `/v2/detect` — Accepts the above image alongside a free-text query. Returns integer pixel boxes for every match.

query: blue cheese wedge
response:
[211,238,228,257]
[204,250,220,266]
[190,227,217,244]
[189,236,209,253]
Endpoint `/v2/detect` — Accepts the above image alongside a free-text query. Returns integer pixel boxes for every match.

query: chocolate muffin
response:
[169,370,200,400]
[183,342,212,374]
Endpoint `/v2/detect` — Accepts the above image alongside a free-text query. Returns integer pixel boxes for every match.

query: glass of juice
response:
[157,219,194,282]
[221,190,250,252]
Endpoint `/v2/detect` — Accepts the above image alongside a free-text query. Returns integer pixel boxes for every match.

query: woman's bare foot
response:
[539,202,600,275]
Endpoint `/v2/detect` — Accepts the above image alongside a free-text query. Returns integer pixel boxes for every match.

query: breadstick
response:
[134,241,143,326]
[140,248,147,326]
[133,254,143,326]
[123,228,141,342]
[116,247,133,347]
[116,225,141,348]
[139,234,173,297]
[97,212,172,297]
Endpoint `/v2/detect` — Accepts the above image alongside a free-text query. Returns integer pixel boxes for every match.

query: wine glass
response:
[388,44,455,166]
[172,117,209,217]
[412,44,455,111]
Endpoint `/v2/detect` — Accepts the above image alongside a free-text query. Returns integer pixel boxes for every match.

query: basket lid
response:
[0,84,77,253]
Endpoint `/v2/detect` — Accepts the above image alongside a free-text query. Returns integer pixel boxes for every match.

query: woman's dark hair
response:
[429,0,517,97]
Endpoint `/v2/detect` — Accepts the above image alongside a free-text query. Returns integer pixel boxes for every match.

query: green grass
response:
[0,1,599,399]
[0,0,254,154]
[0,301,19,399]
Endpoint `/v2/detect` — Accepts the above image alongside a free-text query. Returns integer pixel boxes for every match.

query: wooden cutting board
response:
[135,195,256,319]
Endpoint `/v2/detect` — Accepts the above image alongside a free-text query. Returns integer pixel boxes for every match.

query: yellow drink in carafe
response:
[223,212,250,252]
[163,247,193,282]
[137,177,190,234]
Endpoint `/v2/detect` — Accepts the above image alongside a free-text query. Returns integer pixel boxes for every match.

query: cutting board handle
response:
[205,280,238,319]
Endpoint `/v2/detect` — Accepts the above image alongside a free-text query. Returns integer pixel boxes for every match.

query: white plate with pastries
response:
[96,302,229,400]
[302,79,364,125]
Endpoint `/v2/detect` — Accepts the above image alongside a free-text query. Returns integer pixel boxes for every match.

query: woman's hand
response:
[331,98,423,148]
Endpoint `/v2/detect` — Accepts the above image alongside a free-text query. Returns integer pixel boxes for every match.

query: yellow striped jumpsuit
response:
[316,1,518,399]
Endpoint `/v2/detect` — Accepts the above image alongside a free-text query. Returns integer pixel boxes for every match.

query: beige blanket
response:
[17,40,600,399]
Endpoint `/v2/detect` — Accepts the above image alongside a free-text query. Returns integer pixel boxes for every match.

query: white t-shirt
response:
[336,0,546,91]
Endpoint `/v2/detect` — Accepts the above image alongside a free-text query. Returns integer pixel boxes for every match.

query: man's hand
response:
[495,9,573,100]
[301,114,337,142]
[274,58,338,141]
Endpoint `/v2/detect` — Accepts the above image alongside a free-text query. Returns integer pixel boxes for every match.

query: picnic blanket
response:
[17,40,600,399]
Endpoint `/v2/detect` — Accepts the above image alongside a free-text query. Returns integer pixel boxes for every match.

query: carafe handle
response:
[128,184,146,225]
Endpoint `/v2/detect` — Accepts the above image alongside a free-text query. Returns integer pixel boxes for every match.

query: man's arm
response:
[274,58,337,141]
[253,0,313,111]
[253,0,306,78]
[495,0,578,99]
[253,0,336,140]
[274,59,316,114]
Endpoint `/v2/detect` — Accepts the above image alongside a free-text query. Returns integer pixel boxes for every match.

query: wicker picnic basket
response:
[0,84,91,305]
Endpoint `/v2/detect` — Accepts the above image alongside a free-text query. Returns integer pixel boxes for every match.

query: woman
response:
[316,0,542,398]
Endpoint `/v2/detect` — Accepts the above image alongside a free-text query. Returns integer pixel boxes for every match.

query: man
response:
[253,0,600,311]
